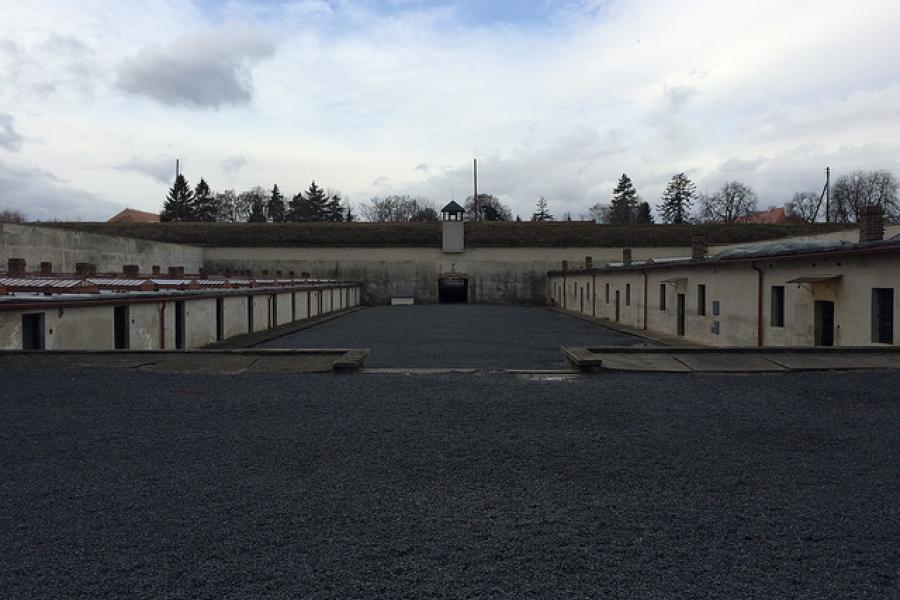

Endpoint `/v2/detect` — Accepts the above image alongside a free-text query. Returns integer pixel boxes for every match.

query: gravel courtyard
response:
[1,367,898,599]
[257,304,647,368]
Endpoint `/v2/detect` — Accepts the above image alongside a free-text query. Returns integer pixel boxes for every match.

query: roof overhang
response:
[785,274,842,284]
[660,276,688,285]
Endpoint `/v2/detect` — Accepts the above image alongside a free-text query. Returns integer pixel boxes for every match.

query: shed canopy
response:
[785,274,842,284]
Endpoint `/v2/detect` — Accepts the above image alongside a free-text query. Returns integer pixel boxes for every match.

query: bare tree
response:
[829,170,899,223]
[464,194,511,221]
[361,195,438,222]
[0,208,26,223]
[697,181,758,223]
[787,191,821,222]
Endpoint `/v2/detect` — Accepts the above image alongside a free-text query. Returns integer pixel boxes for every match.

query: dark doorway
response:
[815,300,835,346]
[114,305,130,349]
[22,313,45,350]
[614,290,620,321]
[272,294,278,327]
[247,296,255,333]
[439,277,468,303]
[677,293,686,336]
[579,286,584,313]
[216,298,225,341]
[175,300,186,350]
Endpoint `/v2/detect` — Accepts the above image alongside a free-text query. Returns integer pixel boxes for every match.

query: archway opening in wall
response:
[439,277,469,303]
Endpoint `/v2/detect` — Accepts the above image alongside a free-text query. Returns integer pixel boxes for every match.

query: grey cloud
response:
[0,162,125,221]
[116,27,276,108]
[0,113,23,151]
[415,163,429,173]
[221,155,248,176]
[665,86,696,112]
[115,156,175,184]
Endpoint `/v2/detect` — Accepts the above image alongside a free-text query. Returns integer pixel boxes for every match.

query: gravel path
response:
[257,304,646,368]
[1,368,898,598]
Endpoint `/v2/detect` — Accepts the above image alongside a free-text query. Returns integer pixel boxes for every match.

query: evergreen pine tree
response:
[531,196,553,221]
[610,173,638,224]
[324,193,344,222]
[267,184,286,222]
[192,178,220,222]
[659,173,695,224]
[636,201,654,224]
[161,174,195,222]
[305,181,328,221]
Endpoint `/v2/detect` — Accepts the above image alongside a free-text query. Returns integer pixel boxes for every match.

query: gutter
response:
[751,262,764,347]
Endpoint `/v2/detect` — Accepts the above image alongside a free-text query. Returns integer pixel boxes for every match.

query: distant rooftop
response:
[107,208,160,224]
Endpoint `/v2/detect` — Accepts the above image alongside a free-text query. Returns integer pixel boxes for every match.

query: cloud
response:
[0,113,23,151]
[115,25,276,108]
[0,162,124,221]
[221,155,248,176]
[115,155,175,184]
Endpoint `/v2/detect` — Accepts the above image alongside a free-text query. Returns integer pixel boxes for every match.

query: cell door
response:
[815,300,835,346]
[175,300,186,349]
[677,293,686,337]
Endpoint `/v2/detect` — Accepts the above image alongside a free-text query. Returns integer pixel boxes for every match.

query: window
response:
[771,286,785,328]
[697,284,707,316]
[659,284,667,311]
[605,283,610,304]
[625,283,631,306]
[872,288,894,344]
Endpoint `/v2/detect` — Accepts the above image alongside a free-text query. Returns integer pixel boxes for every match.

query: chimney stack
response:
[7,258,25,276]
[123,264,139,277]
[40,261,53,275]
[622,248,632,266]
[858,205,885,242]
[75,262,96,276]
[584,256,592,271]
[691,240,708,260]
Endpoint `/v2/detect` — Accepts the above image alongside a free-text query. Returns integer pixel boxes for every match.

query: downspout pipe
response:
[640,270,648,330]
[159,301,166,349]
[752,262,764,347]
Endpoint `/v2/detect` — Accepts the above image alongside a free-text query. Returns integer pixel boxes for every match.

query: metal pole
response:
[825,166,830,223]
[473,158,478,222]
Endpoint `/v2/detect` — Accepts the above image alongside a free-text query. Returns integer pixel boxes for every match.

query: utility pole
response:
[825,166,830,223]
[473,158,478,222]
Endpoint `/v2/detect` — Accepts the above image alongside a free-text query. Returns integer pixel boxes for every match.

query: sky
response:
[1,0,900,221]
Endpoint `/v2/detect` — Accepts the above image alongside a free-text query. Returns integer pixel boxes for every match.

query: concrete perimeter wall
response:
[204,246,691,305]
[0,223,203,274]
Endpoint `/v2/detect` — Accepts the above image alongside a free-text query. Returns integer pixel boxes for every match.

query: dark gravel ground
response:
[1,368,898,599]
[257,305,646,368]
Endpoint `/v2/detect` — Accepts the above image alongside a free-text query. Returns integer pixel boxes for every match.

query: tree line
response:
[586,169,899,225]
[161,175,353,222]
[158,168,898,225]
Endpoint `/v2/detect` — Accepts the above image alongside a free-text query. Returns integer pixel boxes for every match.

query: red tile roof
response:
[107,208,160,223]
[737,207,804,225]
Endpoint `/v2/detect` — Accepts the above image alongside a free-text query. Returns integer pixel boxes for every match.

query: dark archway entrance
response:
[439,277,469,303]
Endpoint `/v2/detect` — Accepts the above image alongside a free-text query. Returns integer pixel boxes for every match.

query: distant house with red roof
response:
[107,208,160,224]
[736,206,804,225]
